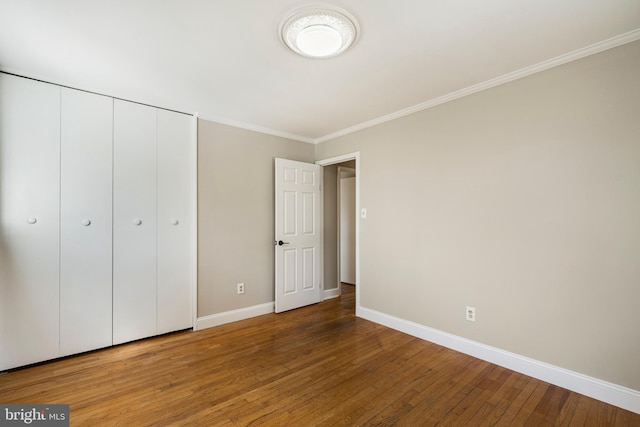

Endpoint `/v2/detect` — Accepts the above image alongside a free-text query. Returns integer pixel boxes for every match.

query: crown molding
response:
[313,28,640,144]
[196,29,640,145]
[196,113,316,144]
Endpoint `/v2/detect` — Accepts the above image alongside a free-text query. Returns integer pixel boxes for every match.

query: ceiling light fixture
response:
[279,5,359,59]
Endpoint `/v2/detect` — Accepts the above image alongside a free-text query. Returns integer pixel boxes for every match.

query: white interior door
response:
[275,158,321,313]
[113,100,157,345]
[156,109,193,334]
[0,74,61,370]
[60,88,113,355]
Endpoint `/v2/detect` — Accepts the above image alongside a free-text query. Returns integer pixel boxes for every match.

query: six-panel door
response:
[274,158,321,313]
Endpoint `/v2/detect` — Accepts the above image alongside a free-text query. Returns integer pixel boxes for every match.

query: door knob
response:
[82,219,91,226]
[134,219,142,225]
[276,240,290,246]
[171,219,179,225]
[27,217,37,224]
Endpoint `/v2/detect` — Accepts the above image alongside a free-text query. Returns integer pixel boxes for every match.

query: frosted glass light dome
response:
[279,6,359,59]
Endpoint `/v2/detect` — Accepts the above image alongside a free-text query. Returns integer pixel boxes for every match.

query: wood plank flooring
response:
[1,284,638,426]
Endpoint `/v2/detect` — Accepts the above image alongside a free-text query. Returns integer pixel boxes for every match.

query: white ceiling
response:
[1,1,639,143]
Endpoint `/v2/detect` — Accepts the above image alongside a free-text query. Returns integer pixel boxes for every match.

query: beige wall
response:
[315,40,640,390]
[198,121,314,316]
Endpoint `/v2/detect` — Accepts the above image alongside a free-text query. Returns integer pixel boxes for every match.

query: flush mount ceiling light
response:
[279,5,359,59]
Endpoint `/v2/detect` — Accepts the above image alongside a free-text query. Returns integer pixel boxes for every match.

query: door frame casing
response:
[316,152,361,316]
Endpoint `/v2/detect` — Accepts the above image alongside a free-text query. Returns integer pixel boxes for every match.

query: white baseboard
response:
[359,306,640,415]
[324,288,340,300]
[195,302,274,331]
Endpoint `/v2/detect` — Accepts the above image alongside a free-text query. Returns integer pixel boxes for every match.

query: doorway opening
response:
[317,152,360,316]
[338,165,356,286]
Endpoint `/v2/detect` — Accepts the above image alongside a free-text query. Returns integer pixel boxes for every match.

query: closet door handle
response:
[134,219,142,226]
[171,219,179,225]
[82,219,92,226]
[27,217,37,224]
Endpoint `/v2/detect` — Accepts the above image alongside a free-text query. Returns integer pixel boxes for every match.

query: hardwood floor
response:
[1,284,638,426]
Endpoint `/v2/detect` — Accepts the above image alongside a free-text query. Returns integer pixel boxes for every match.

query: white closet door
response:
[60,88,113,355]
[113,100,157,345]
[0,74,61,370]
[157,110,193,334]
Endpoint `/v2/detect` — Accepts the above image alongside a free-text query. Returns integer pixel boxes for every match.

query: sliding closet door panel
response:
[60,88,113,355]
[113,100,157,345]
[157,110,193,334]
[0,74,60,370]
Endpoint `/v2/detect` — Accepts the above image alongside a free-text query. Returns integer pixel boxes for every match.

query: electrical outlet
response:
[237,283,245,294]
[465,306,476,322]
